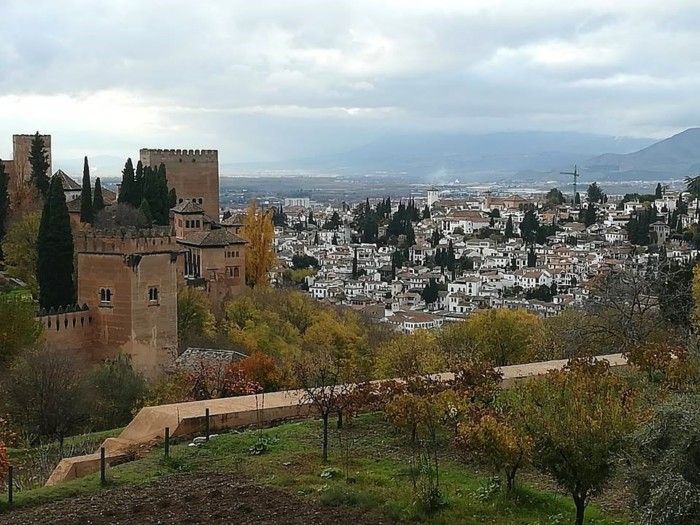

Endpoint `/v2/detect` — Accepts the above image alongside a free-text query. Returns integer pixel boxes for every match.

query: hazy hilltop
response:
[225,131,653,181]
[584,127,700,180]
[54,129,700,184]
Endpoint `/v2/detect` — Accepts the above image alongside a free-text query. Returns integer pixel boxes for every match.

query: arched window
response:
[148,286,159,303]
[99,288,113,305]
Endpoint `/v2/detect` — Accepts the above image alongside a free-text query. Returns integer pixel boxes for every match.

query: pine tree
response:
[37,174,75,309]
[28,132,50,199]
[93,177,105,213]
[118,158,136,206]
[79,156,93,224]
[0,160,8,259]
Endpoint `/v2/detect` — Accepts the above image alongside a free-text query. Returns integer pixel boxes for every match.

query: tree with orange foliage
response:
[242,200,276,288]
[456,409,532,492]
[239,352,279,392]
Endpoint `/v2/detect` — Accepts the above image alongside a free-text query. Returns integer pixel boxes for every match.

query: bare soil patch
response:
[0,473,393,525]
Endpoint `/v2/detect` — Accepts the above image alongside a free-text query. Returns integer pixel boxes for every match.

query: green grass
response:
[6,428,123,491]
[0,415,629,524]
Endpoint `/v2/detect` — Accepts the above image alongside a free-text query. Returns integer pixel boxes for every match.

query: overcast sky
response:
[1,0,699,164]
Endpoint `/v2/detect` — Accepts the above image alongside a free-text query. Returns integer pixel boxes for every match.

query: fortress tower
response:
[74,229,180,378]
[139,148,220,220]
[1,134,52,204]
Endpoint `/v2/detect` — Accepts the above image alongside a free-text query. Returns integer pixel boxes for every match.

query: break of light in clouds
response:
[1,0,700,163]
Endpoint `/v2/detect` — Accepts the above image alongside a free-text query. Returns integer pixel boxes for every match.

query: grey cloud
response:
[1,0,700,163]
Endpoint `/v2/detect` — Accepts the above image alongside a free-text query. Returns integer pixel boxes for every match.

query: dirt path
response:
[0,473,392,525]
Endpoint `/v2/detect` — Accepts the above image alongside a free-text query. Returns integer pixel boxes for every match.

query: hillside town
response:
[271,185,699,333]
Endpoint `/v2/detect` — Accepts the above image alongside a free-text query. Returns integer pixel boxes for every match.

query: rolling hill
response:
[584,128,700,180]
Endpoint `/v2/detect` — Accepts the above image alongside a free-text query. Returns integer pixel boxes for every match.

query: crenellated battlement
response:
[140,148,218,160]
[75,228,181,255]
[36,304,94,335]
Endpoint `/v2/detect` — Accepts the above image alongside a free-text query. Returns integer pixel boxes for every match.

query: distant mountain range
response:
[583,128,700,181]
[54,128,700,184]
[224,130,657,182]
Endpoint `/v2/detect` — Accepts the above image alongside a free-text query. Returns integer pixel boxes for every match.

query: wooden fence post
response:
[164,427,170,458]
[7,465,13,505]
[100,447,106,485]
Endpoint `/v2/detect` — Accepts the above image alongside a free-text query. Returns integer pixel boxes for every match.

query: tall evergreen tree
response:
[142,164,170,225]
[583,204,597,226]
[352,248,358,278]
[134,160,144,206]
[168,188,177,209]
[139,198,153,225]
[0,160,8,259]
[93,177,105,213]
[118,158,136,206]
[655,183,663,199]
[422,205,431,219]
[527,246,537,267]
[520,210,539,244]
[37,174,75,309]
[28,132,50,199]
[422,278,439,304]
[79,156,93,224]
[505,215,515,239]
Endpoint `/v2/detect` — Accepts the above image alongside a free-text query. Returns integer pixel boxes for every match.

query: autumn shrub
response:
[514,357,645,525]
[455,409,532,492]
[0,440,8,484]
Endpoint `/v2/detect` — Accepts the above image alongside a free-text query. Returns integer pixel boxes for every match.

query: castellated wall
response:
[37,306,95,352]
[73,230,180,378]
[139,148,220,220]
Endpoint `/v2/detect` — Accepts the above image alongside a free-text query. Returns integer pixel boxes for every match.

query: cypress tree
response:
[93,177,105,213]
[169,188,177,209]
[29,132,50,199]
[0,160,8,259]
[118,158,136,206]
[505,215,514,239]
[37,174,75,309]
[79,156,93,223]
[352,248,358,278]
[156,163,170,225]
[139,198,153,225]
[134,160,144,206]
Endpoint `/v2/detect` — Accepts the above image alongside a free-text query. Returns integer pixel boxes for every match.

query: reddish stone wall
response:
[39,309,95,351]
[140,148,220,220]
